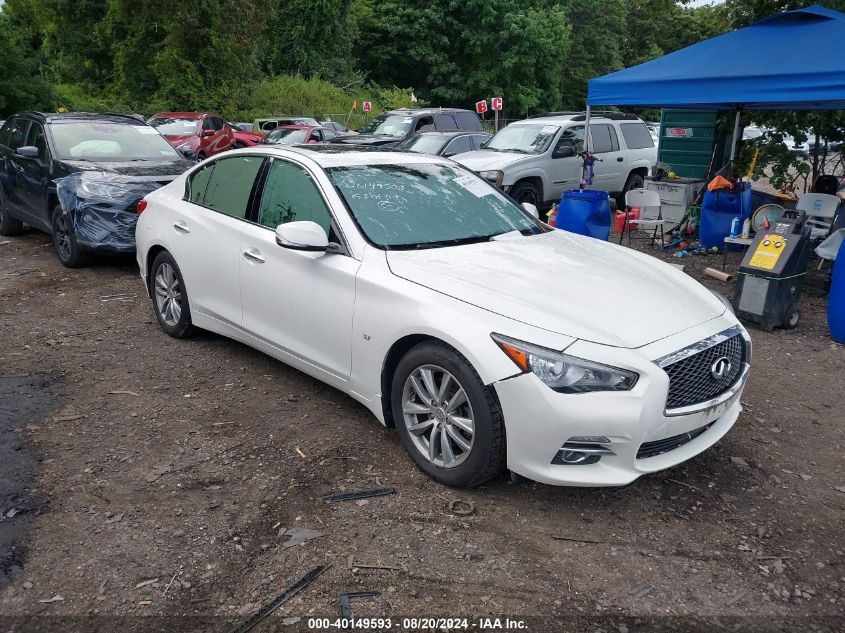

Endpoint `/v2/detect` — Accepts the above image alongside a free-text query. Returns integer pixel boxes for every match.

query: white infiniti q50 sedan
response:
[135,146,751,488]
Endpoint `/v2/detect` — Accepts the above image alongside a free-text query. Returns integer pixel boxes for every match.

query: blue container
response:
[700,183,752,250]
[556,189,611,241]
[829,239,845,344]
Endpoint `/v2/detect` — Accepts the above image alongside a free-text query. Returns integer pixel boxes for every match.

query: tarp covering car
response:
[587,5,845,110]
[55,172,165,252]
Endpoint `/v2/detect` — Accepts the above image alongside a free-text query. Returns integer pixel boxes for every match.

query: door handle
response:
[242,248,265,263]
[616,157,624,162]
[173,222,190,234]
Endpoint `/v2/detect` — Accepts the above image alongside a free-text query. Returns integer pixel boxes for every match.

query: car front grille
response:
[637,422,714,459]
[660,332,746,410]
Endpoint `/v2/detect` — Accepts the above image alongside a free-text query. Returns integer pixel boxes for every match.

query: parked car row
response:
[1,108,748,490]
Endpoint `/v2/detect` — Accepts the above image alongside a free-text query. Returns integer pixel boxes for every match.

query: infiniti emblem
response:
[710,356,732,381]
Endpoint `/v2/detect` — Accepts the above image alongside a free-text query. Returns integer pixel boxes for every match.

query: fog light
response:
[554,450,601,465]
[551,437,614,465]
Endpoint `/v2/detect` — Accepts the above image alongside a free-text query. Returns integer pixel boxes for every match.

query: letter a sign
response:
[363,101,372,113]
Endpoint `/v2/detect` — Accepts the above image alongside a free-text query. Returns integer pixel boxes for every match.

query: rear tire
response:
[0,194,25,236]
[391,341,506,487]
[51,205,90,268]
[149,251,194,338]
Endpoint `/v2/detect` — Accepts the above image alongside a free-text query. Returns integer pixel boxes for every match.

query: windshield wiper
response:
[403,235,497,250]
[500,148,532,154]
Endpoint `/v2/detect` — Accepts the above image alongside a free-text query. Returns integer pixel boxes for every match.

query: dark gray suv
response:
[329,108,483,147]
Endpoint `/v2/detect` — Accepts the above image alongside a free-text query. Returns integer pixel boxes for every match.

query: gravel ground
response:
[0,227,843,633]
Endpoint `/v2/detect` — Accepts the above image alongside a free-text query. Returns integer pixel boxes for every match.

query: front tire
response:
[391,341,506,487]
[149,251,194,338]
[509,180,541,207]
[51,205,89,267]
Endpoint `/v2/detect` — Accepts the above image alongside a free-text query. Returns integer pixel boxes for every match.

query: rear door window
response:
[619,122,655,149]
[197,156,264,219]
[187,162,215,204]
[0,120,14,146]
[434,114,458,131]
[455,111,483,131]
[590,124,614,154]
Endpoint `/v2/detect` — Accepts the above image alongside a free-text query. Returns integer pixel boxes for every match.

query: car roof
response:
[152,112,221,119]
[412,131,486,139]
[242,145,454,168]
[381,108,477,117]
[16,111,147,125]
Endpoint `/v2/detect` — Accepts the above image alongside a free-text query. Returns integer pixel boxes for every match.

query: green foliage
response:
[558,0,625,111]
[0,4,54,113]
[263,0,358,84]
[245,74,384,121]
[352,0,570,116]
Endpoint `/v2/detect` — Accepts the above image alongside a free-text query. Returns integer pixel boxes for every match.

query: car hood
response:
[162,134,195,145]
[330,134,400,146]
[453,150,530,172]
[385,230,725,349]
[58,159,193,179]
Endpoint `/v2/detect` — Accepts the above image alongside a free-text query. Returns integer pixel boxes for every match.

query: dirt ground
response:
[0,226,843,633]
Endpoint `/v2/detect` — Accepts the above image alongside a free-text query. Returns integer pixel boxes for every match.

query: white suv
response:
[455,112,657,208]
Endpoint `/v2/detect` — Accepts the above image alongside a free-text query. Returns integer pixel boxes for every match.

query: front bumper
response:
[493,318,749,487]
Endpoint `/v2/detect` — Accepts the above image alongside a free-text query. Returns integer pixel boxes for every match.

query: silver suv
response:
[455,112,657,208]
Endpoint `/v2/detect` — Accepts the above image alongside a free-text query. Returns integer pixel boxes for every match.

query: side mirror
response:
[202,129,214,137]
[521,202,540,219]
[275,221,331,252]
[178,146,197,160]
[16,146,40,159]
[553,146,575,159]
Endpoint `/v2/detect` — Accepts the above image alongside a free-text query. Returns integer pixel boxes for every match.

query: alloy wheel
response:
[154,263,182,327]
[54,214,72,260]
[401,364,475,468]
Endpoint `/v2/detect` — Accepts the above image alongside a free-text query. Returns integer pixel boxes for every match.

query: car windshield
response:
[263,128,308,145]
[358,115,413,138]
[327,162,543,249]
[395,135,449,154]
[484,124,559,154]
[148,118,199,135]
[50,121,181,161]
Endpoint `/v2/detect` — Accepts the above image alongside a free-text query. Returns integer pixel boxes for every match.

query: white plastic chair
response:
[797,192,840,241]
[620,188,672,247]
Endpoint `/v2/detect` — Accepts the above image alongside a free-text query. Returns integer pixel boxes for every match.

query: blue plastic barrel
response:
[829,238,845,344]
[556,189,611,241]
[700,183,752,249]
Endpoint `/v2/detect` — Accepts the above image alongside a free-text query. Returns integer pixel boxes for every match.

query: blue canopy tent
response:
[584,4,845,159]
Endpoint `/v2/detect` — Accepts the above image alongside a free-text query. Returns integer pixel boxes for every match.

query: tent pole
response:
[584,105,591,152]
[729,108,741,163]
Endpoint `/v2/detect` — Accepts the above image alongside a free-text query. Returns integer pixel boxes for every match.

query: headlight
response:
[491,334,638,393]
[478,170,503,187]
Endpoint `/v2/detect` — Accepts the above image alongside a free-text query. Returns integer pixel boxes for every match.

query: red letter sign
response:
[476,100,488,114]
[491,97,503,111]
[363,101,372,113]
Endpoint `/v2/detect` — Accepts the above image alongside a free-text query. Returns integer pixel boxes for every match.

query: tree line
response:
[1,0,732,119]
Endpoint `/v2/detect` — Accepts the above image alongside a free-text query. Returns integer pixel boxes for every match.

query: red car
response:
[260,124,338,146]
[148,112,234,159]
[228,123,264,148]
